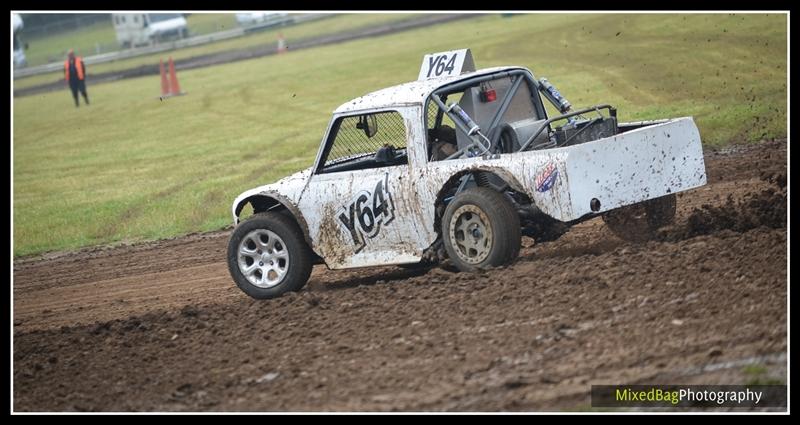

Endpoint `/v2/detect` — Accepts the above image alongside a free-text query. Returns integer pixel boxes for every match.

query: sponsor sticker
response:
[535,162,559,192]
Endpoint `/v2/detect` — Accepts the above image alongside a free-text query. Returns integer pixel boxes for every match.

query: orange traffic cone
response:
[159,58,170,98]
[159,57,186,99]
[167,57,185,96]
[277,33,287,54]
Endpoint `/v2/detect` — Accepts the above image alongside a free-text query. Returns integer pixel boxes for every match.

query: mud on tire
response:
[227,212,313,299]
[442,187,522,272]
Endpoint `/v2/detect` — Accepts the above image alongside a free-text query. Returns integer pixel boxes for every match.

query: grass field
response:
[184,13,239,35]
[14,13,418,90]
[13,13,787,257]
[23,19,118,67]
[21,13,262,68]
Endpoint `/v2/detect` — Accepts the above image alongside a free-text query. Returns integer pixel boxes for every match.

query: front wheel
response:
[227,212,313,299]
[442,187,521,272]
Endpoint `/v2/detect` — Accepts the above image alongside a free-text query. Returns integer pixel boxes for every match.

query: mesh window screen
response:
[324,111,407,167]
[426,94,462,131]
[426,94,463,161]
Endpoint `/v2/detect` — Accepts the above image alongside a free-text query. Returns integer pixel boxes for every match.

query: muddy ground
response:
[13,139,787,412]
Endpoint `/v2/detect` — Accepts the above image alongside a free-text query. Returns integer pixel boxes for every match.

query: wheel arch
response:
[233,192,315,252]
[432,167,530,234]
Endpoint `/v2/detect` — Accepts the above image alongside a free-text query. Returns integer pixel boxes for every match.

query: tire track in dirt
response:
[13,139,787,411]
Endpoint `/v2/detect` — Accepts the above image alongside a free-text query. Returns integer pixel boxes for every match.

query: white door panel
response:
[300,166,426,268]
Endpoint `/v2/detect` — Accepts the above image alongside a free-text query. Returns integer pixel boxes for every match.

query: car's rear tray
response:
[524,117,707,221]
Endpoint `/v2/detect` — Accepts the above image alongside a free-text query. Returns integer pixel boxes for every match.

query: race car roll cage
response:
[427,68,616,159]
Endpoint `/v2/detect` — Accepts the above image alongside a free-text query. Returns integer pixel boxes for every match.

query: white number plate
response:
[417,48,475,80]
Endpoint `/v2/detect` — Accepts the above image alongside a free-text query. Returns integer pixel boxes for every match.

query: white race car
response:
[228,49,707,299]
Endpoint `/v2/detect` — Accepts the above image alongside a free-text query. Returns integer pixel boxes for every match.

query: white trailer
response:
[112,13,188,48]
[13,13,27,68]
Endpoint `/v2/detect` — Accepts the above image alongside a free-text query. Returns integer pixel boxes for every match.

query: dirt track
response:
[13,139,787,411]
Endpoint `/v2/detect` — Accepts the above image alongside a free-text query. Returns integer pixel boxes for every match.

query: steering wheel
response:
[374,144,397,164]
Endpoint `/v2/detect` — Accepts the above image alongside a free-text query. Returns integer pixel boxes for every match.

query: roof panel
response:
[333,66,526,114]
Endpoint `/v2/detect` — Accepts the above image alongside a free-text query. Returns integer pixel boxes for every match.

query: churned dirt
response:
[13,139,787,412]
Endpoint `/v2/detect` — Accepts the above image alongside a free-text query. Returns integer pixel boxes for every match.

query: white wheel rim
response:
[449,205,493,264]
[237,229,289,288]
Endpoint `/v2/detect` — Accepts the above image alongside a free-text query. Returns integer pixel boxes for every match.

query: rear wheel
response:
[442,187,521,272]
[603,194,677,243]
[227,212,312,299]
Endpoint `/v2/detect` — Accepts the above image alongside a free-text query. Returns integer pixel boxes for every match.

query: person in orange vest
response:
[64,49,89,107]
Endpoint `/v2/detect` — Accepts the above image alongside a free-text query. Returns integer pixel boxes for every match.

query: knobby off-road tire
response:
[227,212,313,299]
[442,187,522,272]
[603,193,677,243]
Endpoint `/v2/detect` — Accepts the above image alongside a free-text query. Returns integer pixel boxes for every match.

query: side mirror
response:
[356,114,378,138]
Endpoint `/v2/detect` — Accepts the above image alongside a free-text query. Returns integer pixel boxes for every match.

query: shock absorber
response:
[538,77,572,113]
[447,102,492,156]
[475,171,491,187]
